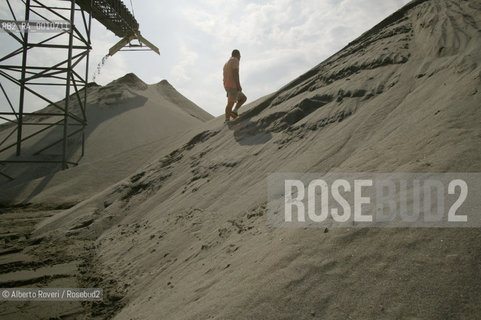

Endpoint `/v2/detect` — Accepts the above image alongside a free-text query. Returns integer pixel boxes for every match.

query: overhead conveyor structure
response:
[0,0,159,180]
[75,0,159,55]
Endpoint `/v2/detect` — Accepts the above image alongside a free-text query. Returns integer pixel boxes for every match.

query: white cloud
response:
[170,42,199,84]
[0,5,7,17]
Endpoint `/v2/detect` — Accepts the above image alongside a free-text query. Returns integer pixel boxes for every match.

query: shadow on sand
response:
[0,90,148,204]
[230,118,272,146]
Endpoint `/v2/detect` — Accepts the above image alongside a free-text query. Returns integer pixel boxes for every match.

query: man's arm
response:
[233,68,242,92]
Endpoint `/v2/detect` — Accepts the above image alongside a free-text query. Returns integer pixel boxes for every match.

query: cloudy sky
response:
[1,0,411,117]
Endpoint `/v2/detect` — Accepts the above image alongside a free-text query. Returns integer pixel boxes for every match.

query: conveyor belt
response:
[75,0,139,37]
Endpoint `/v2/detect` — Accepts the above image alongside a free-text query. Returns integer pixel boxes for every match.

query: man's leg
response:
[225,98,236,120]
[233,92,247,113]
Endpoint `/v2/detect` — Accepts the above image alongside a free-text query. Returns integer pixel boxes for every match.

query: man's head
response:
[232,49,241,59]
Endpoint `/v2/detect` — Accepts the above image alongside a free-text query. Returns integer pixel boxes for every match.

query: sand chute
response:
[108,33,160,56]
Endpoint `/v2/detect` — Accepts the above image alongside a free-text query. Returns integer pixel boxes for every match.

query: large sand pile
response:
[1,0,481,319]
[0,73,212,204]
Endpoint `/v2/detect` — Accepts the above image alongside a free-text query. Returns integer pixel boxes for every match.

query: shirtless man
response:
[223,49,247,123]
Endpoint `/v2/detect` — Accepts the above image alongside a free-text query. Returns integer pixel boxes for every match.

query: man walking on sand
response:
[223,49,247,123]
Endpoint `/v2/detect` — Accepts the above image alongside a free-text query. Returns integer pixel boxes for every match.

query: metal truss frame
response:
[0,0,92,179]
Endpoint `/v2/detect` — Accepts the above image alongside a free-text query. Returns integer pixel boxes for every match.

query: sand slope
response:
[0,73,213,204]
[4,0,481,319]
